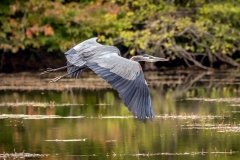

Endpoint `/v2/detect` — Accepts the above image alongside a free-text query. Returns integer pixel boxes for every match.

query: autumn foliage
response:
[0,0,240,70]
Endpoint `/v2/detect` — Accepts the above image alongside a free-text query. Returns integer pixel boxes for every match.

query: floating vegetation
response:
[125,151,234,157]
[85,114,224,120]
[0,72,111,90]
[0,102,85,107]
[186,98,240,103]
[68,150,236,158]
[155,114,224,119]
[1,150,235,159]
[95,103,111,106]
[44,139,87,142]
[230,104,240,107]
[100,116,134,119]
[0,114,85,119]
[0,152,48,159]
[106,140,116,142]
[181,122,240,132]
[228,110,240,113]
[0,114,226,120]
[2,70,240,91]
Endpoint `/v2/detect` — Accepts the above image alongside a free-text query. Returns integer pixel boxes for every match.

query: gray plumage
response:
[40,37,169,122]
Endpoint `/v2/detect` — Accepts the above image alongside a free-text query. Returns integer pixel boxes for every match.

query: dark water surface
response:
[0,70,240,159]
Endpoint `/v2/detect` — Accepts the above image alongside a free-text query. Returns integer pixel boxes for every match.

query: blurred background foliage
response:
[0,0,240,71]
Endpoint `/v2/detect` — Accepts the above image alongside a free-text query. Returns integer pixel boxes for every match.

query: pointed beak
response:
[148,56,169,62]
[154,57,169,61]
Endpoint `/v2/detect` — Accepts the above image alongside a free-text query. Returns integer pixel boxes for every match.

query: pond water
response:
[0,70,240,159]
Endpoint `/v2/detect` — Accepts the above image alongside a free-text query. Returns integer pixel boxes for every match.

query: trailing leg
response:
[49,66,86,82]
[39,64,74,75]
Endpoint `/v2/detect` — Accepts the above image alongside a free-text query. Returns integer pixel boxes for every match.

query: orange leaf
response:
[26,29,33,38]
[43,26,54,36]
[108,9,118,14]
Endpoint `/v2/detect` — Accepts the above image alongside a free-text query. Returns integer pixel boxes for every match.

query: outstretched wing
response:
[86,54,155,122]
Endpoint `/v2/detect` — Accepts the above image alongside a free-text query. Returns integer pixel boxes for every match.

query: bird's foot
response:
[39,68,54,75]
[49,76,62,83]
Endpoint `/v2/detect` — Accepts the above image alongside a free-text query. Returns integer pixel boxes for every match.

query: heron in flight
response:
[40,37,168,122]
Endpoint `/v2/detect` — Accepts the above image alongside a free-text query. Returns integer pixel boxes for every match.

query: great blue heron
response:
[40,37,168,122]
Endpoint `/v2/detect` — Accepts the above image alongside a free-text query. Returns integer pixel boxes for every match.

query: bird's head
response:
[130,54,169,62]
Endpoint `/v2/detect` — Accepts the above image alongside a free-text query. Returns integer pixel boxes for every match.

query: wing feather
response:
[86,55,155,122]
[63,38,155,122]
[67,61,86,78]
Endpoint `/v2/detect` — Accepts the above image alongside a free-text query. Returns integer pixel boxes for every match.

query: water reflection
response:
[0,71,240,160]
